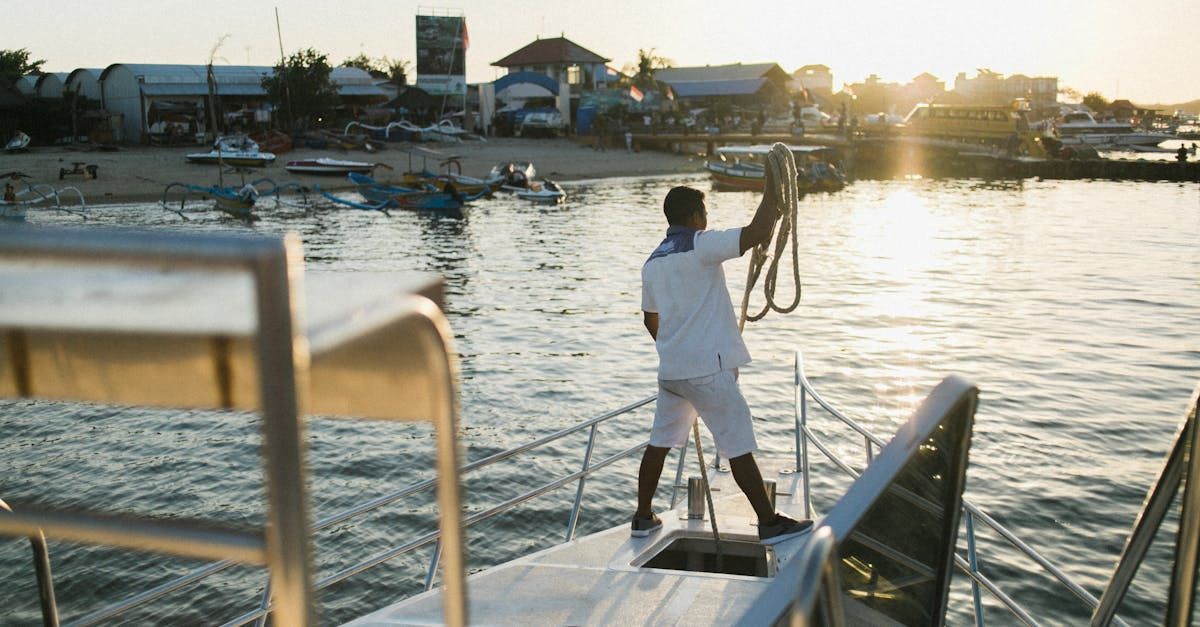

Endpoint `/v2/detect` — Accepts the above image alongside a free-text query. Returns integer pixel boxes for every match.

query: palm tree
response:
[631,48,673,89]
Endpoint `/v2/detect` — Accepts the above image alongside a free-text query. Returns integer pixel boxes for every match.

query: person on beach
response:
[1177,145,1189,163]
[3,183,14,203]
[633,176,813,545]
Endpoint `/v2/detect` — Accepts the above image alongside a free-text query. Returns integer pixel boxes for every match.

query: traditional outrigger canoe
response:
[0,171,87,220]
[160,178,309,221]
[318,172,487,217]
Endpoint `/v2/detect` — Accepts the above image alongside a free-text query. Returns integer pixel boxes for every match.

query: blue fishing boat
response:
[160,178,309,221]
[319,173,486,217]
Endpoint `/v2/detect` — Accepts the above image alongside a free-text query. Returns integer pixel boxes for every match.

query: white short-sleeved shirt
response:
[641,226,752,380]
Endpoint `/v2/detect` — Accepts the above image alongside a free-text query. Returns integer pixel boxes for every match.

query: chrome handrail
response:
[1,228,467,627]
[793,350,1127,627]
[75,394,659,625]
[219,440,655,626]
[0,498,59,627]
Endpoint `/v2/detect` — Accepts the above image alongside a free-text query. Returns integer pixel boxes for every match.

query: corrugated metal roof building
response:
[100,63,386,142]
[13,75,38,96]
[34,73,69,99]
[65,69,103,103]
[653,63,790,103]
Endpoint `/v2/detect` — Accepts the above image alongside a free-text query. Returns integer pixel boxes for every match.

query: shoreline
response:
[2,137,705,205]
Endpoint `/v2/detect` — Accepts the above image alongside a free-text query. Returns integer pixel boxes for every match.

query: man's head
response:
[663,186,706,228]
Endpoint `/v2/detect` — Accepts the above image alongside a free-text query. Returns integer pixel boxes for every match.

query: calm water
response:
[1,173,1197,625]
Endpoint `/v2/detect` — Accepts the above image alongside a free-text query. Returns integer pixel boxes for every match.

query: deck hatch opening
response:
[639,537,773,577]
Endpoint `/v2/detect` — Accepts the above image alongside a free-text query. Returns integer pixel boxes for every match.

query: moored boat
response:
[284,158,379,176]
[160,177,310,220]
[515,180,566,204]
[317,172,486,216]
[1052,111,1173,148]
[706,145,845,193]
[1,171,87,220]
[186,135,276,167]
[401,169,502,196]
[488,161,537,191]
[4,131,31,153]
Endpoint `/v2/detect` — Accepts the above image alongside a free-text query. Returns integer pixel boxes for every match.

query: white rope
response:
[691,423,723,564]
[741,143,803,326]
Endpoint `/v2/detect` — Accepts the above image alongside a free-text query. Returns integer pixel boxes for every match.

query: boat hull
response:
[285,159,377,176]
[186,152,276,167]
[1058,132,1171,148]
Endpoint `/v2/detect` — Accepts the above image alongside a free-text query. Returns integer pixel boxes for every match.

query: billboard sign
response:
[416,14,467,97]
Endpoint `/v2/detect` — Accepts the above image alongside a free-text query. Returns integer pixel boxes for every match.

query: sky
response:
[9,0,1199,104]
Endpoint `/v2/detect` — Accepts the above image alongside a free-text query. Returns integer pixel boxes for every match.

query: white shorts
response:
[650,369,758,459]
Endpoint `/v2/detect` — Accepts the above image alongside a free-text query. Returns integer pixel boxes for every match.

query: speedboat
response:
[284,158,379,176]
[186,135,276,167]
[516,180,566,204]
[4,228,1199,626]
[489,161,537,192]
[1052,111,1172,149]
[4,131,30,153]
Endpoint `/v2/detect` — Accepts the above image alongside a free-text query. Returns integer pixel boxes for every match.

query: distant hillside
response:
[1143,99,1200,114]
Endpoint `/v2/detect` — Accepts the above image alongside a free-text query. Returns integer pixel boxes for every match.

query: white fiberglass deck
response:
[348,457,813,626]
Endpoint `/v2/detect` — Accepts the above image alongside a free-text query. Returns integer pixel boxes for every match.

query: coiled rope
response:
[739,142,803,328]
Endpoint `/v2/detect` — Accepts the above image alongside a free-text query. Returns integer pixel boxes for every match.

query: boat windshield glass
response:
[836,400,973,625]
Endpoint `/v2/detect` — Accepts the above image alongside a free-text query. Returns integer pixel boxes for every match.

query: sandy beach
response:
[1,138,704,205]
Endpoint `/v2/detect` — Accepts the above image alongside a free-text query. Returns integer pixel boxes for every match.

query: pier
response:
[627,131,1200,183]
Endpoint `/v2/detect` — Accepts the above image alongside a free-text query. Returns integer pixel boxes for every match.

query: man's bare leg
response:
[728,452,777,523]
[636,445,671,518]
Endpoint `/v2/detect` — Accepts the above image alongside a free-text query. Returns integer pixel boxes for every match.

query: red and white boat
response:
[284,158,379,176]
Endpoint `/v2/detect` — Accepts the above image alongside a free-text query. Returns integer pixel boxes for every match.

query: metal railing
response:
[18,339,1138,625]
[793,351,1128,627]
[68,394,667,626]
[0,228,467,627]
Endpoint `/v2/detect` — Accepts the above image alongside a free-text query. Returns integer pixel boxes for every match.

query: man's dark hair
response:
[663,186,704,225]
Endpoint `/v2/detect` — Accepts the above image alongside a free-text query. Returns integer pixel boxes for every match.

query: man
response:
[634,176,813,545]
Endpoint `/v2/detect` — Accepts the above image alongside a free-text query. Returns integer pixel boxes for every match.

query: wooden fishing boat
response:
[318,173,485,217]
[160,178,309,220]
[401,170,501,195]
[705,145,845,193]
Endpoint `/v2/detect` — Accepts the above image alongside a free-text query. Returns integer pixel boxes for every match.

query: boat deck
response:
[347,457,813,625]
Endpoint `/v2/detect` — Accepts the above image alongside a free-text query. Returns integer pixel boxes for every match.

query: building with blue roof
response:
[653,63,791,107]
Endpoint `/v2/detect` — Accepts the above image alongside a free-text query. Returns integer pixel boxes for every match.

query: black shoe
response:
[631,512,663,537]
[758,513,813,545]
